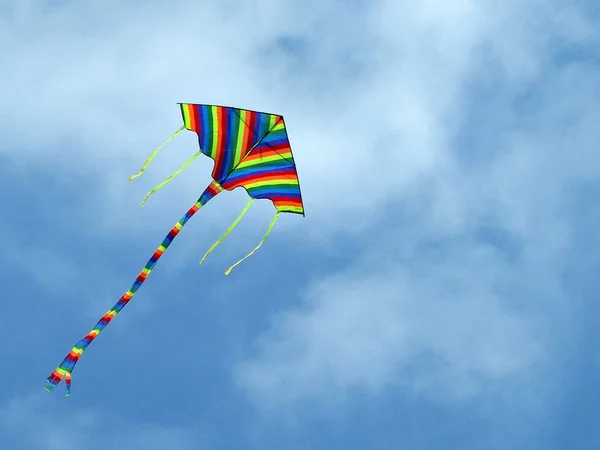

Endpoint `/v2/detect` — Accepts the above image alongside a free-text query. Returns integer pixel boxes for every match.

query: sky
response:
[0,0,599,448]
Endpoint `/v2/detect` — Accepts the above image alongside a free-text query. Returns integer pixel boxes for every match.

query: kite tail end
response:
[45,368,72,396]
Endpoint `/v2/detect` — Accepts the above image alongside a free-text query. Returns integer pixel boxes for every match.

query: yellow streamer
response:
[224,211,281,275]
[140,150,202,206]
[129,125,185,182]
[200,198,255,264]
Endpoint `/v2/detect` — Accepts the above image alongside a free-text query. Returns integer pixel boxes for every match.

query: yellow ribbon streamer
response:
[199,198,254,264]
[129,125,185,182]
[140,150,202,206]
[224,211,281,275]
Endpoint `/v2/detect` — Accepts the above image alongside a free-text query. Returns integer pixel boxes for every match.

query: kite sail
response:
[45,103,304,395]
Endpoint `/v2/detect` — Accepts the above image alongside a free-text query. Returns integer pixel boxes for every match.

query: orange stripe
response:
[187,104,196,131]
[247,173,299,183]
[274,198,303,207]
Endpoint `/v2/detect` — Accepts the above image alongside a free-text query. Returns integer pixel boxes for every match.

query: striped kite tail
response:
[45,181,222,395]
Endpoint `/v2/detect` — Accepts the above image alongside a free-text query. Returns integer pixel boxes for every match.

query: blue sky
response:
[1,0,599,448]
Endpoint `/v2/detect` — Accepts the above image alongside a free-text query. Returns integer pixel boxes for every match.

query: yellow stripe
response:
[236,109,247,164]
[277,205,303,213]
[182,104,192,129]
[211,106,219,158]
[236,152,293,168]
[245,178,299,189]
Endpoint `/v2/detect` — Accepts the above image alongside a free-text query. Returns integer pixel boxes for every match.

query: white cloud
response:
[0,0,507,236]
[235,235,567,406]
[231,0,598,417]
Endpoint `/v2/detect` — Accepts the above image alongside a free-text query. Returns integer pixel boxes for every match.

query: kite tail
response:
[224,211,281,275]
[200,198,254,265]
[45,181,223,395]
[128,125,185,182]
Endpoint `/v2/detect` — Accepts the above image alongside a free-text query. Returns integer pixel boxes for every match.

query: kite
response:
[45,103,304,395]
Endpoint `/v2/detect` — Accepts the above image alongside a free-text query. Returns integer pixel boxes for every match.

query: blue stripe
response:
[218,107,238,182]
[253,113,267,147]
[260,133,288,146]
[247,186,302,198]
[200,105,210,153]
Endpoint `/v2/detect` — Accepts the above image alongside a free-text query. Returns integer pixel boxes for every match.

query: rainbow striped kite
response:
[46,103,304,395]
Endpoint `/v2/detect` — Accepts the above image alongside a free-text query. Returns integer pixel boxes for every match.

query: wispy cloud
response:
[233,0,598,434]
[0,392,197,450]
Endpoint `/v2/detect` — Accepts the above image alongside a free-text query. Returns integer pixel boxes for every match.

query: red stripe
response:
[243,146,291,162]
[98,318,112,327]
[273,197,303,207]
[223,169,298,188]
[242,111,253,153]
[206,181,223,196]
[191,104,200,133]
[49,372,62,382]
[218,106,226,151]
